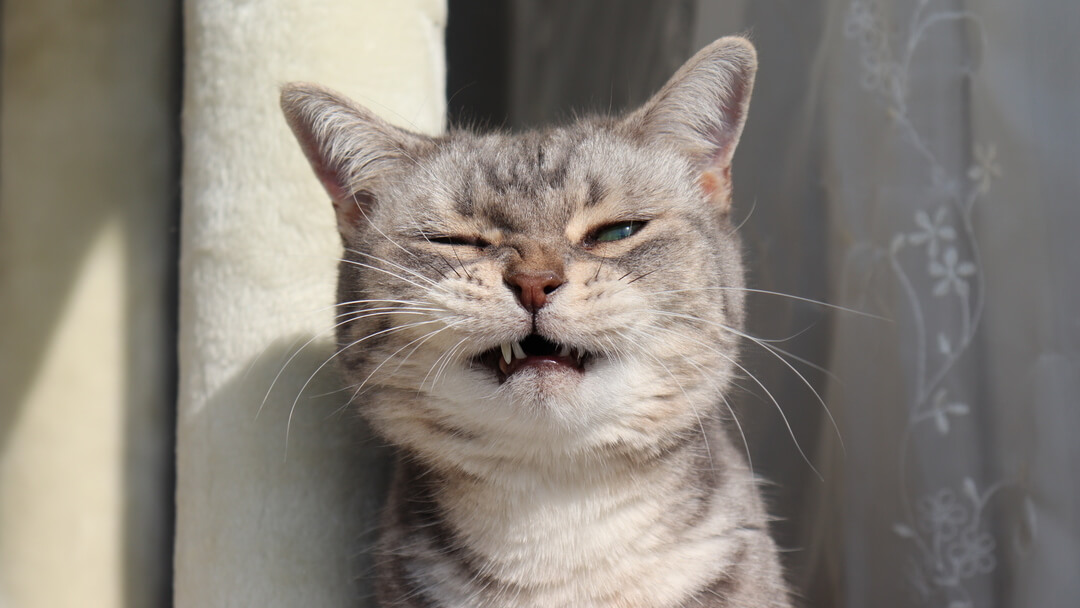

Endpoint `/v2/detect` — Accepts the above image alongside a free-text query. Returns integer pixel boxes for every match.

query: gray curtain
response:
[695,1,1079,606]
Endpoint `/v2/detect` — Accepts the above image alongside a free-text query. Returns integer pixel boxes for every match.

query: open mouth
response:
[476,334,590,381]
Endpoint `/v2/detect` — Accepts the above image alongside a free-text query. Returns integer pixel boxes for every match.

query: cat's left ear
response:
[623,36,757,213]
[280,83,434,236]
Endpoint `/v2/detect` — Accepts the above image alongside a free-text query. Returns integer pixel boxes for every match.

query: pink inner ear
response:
[699,168,733,212]
[293,124,351,204]
[312,159,352,207]
[697,67,750,172]
[295,124,375,232]
[333,190,374,230]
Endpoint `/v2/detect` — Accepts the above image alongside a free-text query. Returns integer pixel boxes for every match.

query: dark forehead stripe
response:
[481,157,509,196]
[538,138,571,190]
[453,176,475,217]
[585,174,607,208]
[484,199,523,233]
[478,131,582,196]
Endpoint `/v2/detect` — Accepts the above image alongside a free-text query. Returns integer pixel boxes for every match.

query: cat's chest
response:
[423,468,737,608]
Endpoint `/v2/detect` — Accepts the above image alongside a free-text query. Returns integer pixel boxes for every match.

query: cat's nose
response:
[505,270,565,313]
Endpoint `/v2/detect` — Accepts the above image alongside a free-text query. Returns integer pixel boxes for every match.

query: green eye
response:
[589,221,646,244]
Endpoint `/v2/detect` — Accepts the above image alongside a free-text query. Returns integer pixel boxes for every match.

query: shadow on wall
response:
[0,1,181,605]
[177,335,393,605]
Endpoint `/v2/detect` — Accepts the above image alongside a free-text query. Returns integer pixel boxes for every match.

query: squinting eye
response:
[426,235,489,247]
[588,221,646,244]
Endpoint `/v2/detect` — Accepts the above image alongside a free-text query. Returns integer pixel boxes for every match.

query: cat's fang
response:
[501,343,513,364]
[558,345,570,357]
[511,341,526,360]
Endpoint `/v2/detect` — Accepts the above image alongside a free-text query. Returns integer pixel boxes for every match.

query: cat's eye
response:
[426,234,489,248]
[586,221,647,245]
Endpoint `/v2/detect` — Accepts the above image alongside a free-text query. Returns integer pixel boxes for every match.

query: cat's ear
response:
[280,83,433,233]
[623,37,757,213]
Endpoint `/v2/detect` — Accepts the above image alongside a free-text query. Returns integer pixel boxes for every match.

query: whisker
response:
[329,321,466,420]
[349,246,457,286]
[412,218,461,279]
[614,327,713,468]
[727,196,758,236]
[284,319,444,457]
[322,298,430,311]
[418,337,459,394]
[625,267,661,285]
[648,308,845,458]
[346,249,443,287]
[334,306,442,321]
[348,191,439,268]
[643,319,828,478]
[257,309,411,421]
[337,258,445,293]
[718,389,753,476]
[426,336,471,391]
[649,286,890,321]
[631,324,754,474]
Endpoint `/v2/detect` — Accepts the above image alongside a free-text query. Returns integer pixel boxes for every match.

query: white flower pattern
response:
[844,1,1035,606]
[967,143,1001,196]
[908,207,956,258]
[929,248,976,298]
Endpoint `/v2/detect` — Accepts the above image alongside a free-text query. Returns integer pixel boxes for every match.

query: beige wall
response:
[0,1,178,606]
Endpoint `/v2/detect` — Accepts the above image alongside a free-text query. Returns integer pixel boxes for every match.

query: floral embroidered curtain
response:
[695,0,1079,605]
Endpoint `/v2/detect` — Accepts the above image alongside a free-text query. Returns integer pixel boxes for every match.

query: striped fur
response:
[281,37,792,607]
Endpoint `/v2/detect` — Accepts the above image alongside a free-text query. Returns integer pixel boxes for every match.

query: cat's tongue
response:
[498,352,583,377]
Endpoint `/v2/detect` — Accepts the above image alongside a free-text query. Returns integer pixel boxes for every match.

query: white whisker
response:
[329,321,466,420]
[284,318,445,457]
[643,320,826,479]
[649,285,890,321]
[647,308,845,456]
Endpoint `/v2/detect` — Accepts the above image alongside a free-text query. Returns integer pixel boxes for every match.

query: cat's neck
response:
[389,429,760,607]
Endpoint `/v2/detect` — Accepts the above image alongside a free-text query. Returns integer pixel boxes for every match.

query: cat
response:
[280,36,792,607]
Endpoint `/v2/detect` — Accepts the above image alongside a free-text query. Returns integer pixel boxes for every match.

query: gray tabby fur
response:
[280,37,792,607]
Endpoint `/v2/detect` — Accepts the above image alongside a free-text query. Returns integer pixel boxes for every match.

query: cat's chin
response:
[473,333,592,384]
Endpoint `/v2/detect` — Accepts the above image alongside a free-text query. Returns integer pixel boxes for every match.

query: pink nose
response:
[505,270,565,313]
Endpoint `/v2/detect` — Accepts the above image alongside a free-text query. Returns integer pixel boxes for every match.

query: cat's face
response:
[282,38,757,463]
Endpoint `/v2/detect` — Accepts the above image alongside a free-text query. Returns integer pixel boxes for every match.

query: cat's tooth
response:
[501,342,513,365]
[511,341,527,360]
[559,345,570,357]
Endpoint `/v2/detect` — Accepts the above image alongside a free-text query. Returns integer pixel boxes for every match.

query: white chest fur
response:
[425,457,746,608]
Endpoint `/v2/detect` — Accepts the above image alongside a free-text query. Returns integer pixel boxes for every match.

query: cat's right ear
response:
[279,84,432,236]
[621,37,757,214]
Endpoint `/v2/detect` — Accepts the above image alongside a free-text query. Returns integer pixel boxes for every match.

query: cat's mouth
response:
[476,334,589,381]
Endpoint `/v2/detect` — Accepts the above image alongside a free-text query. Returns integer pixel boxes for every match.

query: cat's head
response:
[280,38,756,466]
